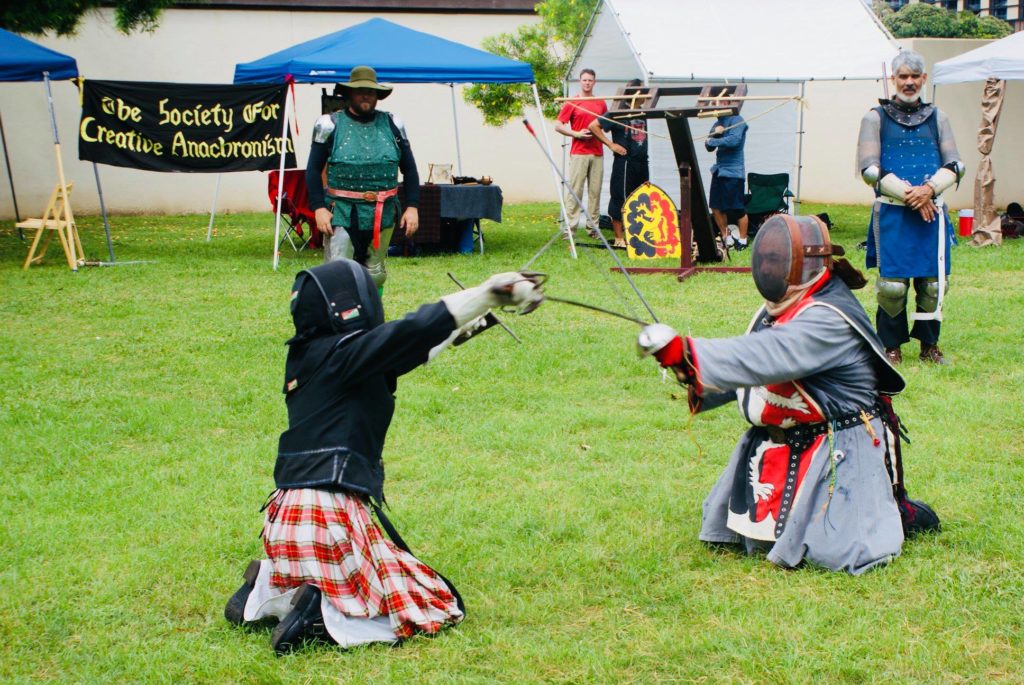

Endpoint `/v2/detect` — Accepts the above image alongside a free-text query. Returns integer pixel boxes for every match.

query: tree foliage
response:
[875,2,1012,39]
[464,0,598,126]
[0,0,176,36]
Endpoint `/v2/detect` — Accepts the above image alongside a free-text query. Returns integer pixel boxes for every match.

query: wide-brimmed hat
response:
[338,66,392,99]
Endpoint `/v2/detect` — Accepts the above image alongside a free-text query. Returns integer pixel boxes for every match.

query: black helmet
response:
[288,259,383,345]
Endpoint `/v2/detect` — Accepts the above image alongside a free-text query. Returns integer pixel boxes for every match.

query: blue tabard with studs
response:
[866,106,951,278]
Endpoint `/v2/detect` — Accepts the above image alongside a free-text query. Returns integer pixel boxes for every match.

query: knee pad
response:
[365,259,387,289]
[875,278,909,318]
[915,278,945,313]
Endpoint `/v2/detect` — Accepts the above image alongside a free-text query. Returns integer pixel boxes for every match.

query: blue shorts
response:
[709,174,746,212]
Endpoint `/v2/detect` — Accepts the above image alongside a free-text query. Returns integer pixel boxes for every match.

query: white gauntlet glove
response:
[483,272,545,312]
[441,272,545,328]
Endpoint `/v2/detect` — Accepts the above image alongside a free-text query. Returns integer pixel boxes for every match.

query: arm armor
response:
[861,164,880,185]
[878,172,912,201]
[388,112,409,143]
[312,114,335,144]
[926,166,958,197]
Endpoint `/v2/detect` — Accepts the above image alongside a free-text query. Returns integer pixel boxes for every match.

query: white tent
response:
[570,0,900,213]
[933,30,1024,85]
[933,31,1024,246]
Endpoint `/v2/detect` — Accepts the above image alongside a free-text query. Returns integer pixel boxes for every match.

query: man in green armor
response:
[306,66,420,295]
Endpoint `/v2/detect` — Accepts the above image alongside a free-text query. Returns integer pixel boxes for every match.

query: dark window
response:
[989,0,1007,19]
[965,0,981,12]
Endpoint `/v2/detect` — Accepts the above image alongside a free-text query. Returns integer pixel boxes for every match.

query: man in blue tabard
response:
[857,51,963,365]
[307,66,420,296]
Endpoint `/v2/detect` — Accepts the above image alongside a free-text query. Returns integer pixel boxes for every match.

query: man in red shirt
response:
[556,69,618,237]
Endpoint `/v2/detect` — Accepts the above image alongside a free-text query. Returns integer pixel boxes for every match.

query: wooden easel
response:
[20,181,82,271]
[608,83,751,282]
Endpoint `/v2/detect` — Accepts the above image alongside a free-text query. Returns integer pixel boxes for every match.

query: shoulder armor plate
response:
[312,114,336,144]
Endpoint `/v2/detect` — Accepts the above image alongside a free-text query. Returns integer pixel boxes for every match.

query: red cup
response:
[957,209,973,237]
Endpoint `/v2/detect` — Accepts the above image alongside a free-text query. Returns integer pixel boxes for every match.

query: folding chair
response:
[268,169,320,252]
[744,172,794,238]
[20,182,81,271]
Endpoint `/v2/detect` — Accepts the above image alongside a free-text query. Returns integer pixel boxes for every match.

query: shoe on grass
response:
[271,583,332,656]
[225,560,264,627]
[919,343,947,365]
[884,347,902,365]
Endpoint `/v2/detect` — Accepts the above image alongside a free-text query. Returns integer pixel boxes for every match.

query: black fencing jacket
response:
[274,301,455,503]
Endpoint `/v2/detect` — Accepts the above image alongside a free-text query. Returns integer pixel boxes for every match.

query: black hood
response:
[283,259,383,393]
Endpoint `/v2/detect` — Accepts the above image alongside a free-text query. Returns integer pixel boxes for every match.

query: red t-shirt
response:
[557,97,608,156]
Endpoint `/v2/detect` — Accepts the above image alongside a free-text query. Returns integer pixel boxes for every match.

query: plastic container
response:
[957,209,974,237]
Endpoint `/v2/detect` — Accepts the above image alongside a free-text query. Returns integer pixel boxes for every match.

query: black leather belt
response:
[764,406,878,452]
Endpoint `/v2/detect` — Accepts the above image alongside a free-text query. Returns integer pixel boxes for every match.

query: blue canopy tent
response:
[0,28,116,265]
[231,18,565,267]
[0,27,78,81]
[233,17,534,85]
[0,28,78,237]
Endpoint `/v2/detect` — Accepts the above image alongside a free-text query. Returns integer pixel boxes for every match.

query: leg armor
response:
[323,227,355,264]
[875,277,909,318]
[913,277,945,314]
[363,227,393,290]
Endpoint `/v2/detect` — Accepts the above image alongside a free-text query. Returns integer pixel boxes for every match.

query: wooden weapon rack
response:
[609,83,751,282]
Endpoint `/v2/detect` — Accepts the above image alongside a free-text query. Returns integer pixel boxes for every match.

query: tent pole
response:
[91,162,115,262]
[44,72,77,270]
[450,84,463,175]
[0,111,22,233]
[206,174,221,241]
[793,81,806,215]
[531,83,576,259]
[272,86,292,270]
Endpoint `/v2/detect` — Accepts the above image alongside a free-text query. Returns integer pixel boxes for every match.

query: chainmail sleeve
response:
[936,110,961,166]
[856,109,881,178]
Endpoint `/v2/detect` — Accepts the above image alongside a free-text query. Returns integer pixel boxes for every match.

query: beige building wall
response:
[801,38,1024,211]
[0,7,552,219]
[5,18,1023,218]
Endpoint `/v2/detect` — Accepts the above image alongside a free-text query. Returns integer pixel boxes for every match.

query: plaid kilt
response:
[262,488,463,639]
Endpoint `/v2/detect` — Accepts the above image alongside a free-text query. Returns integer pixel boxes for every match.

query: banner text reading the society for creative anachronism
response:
[79,80,296,173]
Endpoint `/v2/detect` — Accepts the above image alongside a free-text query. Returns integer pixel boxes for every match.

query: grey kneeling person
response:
[637,214,939,574]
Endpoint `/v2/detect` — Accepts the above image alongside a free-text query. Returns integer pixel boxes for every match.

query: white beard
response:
[894,91,921,104]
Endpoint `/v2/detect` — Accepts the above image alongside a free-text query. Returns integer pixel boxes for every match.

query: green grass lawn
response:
[2,203,1022,683]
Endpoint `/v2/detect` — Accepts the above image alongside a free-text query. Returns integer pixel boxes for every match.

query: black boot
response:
[224,560,266,627]
[898,495,941,536]
[271,583,332,655]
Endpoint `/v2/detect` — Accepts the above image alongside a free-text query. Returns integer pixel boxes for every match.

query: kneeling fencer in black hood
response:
[637,214,939,575]
[225,259,544,655]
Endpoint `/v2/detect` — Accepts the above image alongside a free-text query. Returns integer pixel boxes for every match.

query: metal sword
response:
[543,295,651,327]
[520,118,661,324]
